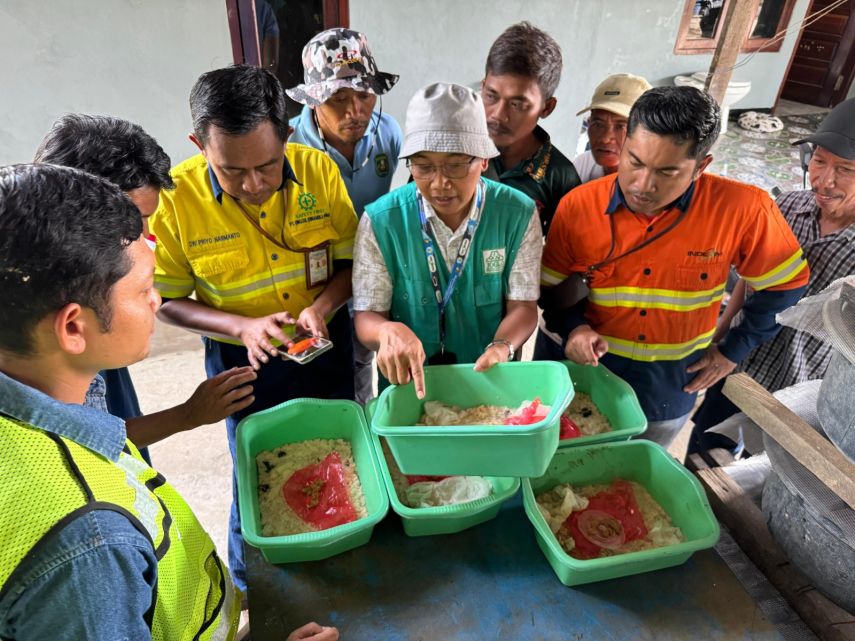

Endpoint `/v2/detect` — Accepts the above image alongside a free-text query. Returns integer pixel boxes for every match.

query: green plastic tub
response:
[371,361,573,477]
[365,399,520,536]
[522,440,720,586]
[557,361,647,447]
[236,398,389,564]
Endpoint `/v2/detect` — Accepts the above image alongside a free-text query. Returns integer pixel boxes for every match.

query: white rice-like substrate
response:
[564,392,612,435]
[256,438,367,536]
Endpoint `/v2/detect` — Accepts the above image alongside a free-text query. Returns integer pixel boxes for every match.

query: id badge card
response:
[277,334,334,365]
[305,244,331,289]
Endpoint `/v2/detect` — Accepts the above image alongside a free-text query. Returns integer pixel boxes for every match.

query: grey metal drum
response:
[817,351,855,464]
[762,469,855,613]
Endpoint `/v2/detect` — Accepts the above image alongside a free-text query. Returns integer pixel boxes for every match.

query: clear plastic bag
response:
[404,476,492,508]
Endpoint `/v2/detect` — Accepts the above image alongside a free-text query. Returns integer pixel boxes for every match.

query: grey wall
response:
[351,0,810,162]
[0,0,233,166]
[0,0,811,169]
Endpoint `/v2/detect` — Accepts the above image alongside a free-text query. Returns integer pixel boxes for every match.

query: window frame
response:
[674,0,799,54]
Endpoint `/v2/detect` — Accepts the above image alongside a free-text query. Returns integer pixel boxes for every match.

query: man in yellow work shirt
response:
[150,64,358,593]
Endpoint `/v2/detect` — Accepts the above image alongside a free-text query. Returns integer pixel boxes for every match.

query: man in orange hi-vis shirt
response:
[539,86,809,447]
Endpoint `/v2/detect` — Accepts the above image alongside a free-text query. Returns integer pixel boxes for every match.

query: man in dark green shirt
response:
[481,22,580,234]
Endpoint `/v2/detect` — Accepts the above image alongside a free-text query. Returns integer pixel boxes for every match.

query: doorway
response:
[778,0,855,108]
[226,0,350,116]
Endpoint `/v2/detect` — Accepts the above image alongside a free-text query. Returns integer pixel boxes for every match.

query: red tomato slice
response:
[576,509,626,550]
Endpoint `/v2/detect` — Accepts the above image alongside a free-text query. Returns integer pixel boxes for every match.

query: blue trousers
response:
[203,309,354,591]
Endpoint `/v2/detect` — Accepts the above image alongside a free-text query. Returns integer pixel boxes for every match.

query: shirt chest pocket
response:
[287,212,340,249]
[187,245,250,278]
[675,261,728,291]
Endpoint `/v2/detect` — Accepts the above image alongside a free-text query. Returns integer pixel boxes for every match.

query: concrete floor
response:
[134,319,693,564]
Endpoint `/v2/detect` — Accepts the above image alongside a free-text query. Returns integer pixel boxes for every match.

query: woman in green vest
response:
[353,82,543,398]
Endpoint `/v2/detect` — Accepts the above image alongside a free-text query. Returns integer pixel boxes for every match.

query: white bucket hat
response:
[399,82,499,159]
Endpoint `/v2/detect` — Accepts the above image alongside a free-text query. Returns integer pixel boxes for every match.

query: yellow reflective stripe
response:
[541,265,566,286]
[589,284,725,312]
[115,452,161,543]
[193,268,305,301]
[603,328,715,362]
[333,240,354,260]
[742,249,806,290]
[154,276,195,298]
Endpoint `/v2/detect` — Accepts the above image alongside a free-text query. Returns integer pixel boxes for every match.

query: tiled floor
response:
[710,110,828,194]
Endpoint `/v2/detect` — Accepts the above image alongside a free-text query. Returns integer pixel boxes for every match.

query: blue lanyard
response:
[416,180,485,352]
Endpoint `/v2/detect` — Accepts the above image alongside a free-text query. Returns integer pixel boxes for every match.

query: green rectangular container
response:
[371,361,573,477]
[522,440,720,586]
[365,399,520,536]
[236,398,389,564]
[557,361,647,447]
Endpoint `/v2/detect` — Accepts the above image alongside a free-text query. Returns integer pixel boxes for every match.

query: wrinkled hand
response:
[474,342,512,372]
[684,345,737,393]
[237,312,296,369]
[295,305,329,339]
[182,367,256,427]
[376,322,427,399]
[285,622,339,641]
[564,325,609,366]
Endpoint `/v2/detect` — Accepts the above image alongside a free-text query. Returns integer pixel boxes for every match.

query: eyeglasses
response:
[406,156,477,180]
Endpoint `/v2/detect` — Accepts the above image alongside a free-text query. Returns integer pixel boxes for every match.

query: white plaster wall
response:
[351,0,810,168]
[0,0,233,166]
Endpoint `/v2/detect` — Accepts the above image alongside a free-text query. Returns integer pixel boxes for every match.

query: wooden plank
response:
[686,452,711,472]
[696,468,855,640]
[705,0,762,105]
[708,447,736,468]
[722,373,855,510]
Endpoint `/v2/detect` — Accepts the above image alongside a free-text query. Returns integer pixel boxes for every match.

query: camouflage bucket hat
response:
[286,28,399,107]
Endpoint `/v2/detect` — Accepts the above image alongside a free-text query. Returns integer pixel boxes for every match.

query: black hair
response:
[189,64,289,145]
[628,86,721,160]
[485,22,562,100]
[0,164,142,356]
[34,114,174,191]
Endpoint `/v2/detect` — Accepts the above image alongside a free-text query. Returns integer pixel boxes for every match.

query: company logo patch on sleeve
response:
[483,248,506,274]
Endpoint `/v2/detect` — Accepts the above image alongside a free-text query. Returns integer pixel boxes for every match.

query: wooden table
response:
[246,494,785,640]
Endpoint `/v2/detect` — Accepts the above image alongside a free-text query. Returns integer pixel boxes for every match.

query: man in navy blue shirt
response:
[288,28,402,404]
[35,114,257,453]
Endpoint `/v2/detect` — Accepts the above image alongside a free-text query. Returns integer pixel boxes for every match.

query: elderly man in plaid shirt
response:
[689,98,855,456]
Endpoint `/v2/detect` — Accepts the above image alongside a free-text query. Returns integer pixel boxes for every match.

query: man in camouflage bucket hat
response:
[287,28,398,106]
[289,28,402,405]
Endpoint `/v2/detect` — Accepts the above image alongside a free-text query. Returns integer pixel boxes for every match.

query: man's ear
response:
[53,303,91,356]
[540,96,557,119]
[188,133,205,155]
[694,154,714,179]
